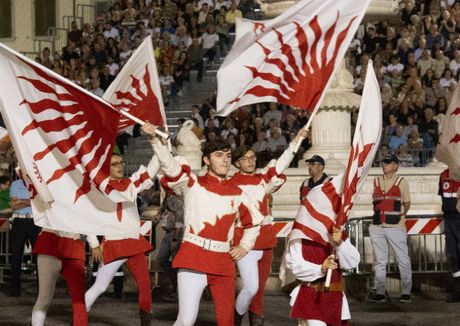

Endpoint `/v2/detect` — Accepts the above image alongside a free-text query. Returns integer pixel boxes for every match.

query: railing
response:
[33,39,54,56]
[348,215,448,275]
[76,4,96,25]
[47,27,68,55]
[62,15,83,30]
[373,148,436,167]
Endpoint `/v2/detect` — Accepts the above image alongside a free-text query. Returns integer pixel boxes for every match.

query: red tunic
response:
[33,231,85,261]
[231,167,287,250]
[102,236,152,264]
[290,239,343,326]
[161,167,262,277]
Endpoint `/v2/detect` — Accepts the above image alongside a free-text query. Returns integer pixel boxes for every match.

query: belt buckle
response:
[202,238,212,251]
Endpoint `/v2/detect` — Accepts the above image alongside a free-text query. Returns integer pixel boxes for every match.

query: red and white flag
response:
[104,37,167,134]
[290,63,382,244]
[0,43,142,237]
[436,82,460,179]
[216,0,371,116]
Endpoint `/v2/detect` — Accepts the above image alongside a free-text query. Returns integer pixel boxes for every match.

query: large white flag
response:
[216,0,372,116]
[436,82,460,179]
[290,62,382,244]
[104,37,167,134]
[0,42,144,237]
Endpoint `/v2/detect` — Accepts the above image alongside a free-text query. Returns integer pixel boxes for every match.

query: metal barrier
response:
[76,4,96,25]
[348,215,449,275]
[269,216,449,276]
[47,27,68,55]
[0,218,156,284]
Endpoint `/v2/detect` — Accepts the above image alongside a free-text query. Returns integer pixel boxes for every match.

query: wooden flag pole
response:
[119,109,169,140]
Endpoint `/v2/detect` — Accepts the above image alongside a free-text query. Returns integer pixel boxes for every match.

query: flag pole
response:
[119,109,169,140]
[293,107,319,153]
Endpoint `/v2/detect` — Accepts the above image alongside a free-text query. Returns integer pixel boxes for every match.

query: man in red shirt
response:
[147,123,264,326]
[230,129,307,325]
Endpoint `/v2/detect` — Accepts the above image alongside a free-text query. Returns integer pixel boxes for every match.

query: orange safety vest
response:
[372,176,403,225]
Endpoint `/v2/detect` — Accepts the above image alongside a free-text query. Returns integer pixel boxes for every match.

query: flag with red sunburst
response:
[0,43,144,236]
[436,82,460,179]
[216,0,371,116]
[290,63,381,244]
[104,37,166,134]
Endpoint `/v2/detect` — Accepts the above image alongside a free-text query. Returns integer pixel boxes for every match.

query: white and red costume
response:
[231,142,297,318]
[32,229,87,326]
[285,236,360,326]
[85,156,160,315]
[151,140,264,326]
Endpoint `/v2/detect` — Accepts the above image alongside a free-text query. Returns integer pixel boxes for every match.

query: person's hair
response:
[232,145,252,164]
[202,140,231,159]
[0,175,11,185]
[111,152,122,158]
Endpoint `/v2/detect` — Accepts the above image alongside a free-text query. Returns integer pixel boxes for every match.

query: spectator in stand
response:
[426,24,445,51]
[0,176,11,216]
[434,97,448,133]
[262,103,283,127]
[267,127,287,155]
[419,107,439,150]
[204,118,221,141]
[225,1,242,32]
[407,128,423,165]
[202,24,220,65]
[389,126,408,152]
[418,49,435,76]
[89,78,104,97]
[397,144,414,167]
[449,50,460,76]
[433,49,450,78]
[188,38,204,82]
[215,14,230,54]
[191,105,205,129]
[221,118,238,140]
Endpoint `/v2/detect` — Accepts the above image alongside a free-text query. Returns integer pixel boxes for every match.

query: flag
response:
[0,42,142,237]
[290,62,382,244]
[336,62,382,227]
[104,37,167,134]
[436,82,460,179]
[216,0,372,116]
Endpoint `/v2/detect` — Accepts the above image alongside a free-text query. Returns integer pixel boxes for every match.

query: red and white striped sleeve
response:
[259,141,296,193]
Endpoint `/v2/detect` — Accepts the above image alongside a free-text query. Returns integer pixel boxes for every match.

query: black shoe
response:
[234,309,244,326]
[368,293,386,303]
[399,294,411,303]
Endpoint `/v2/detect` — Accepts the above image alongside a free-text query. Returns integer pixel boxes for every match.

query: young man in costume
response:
[85,124,160,325]
[230,129,307,325]
[146,123,264,326]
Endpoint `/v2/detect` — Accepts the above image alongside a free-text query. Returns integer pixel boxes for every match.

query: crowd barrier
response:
[0,217,155,284]
[0,215,450,285]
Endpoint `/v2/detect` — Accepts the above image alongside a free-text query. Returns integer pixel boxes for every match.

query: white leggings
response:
[298,320,326,326]
[235,250,263,315]
[174,270,208,326]
[84,258,127,311]
[32,255,61,326]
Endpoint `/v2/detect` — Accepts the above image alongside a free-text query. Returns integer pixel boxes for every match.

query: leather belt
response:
[301,280,343,292]
[183,233,230,253]
[12,213,32,218]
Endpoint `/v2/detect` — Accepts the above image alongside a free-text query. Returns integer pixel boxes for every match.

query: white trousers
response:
[174,269,208,326]
[84,258,127,311]
[298,320,327,326]
[235,250,263,315]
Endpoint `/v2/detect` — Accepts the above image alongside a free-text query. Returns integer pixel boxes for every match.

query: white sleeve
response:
[87,235,100,249]
[336,238,361,270]
[285,239,325,282]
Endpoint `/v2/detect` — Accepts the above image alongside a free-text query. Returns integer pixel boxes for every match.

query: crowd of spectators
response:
[34,0,247,102]
[352,0,458,166]
[28,0,460,168]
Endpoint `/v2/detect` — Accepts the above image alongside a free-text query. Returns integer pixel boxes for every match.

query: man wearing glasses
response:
[299,155,331,202]
[85,125,160,326]
[231,129,307,325]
